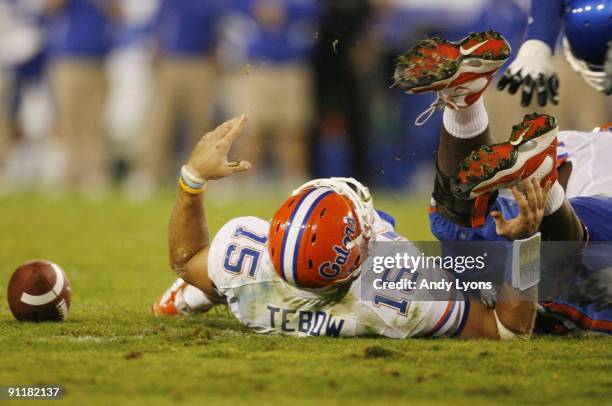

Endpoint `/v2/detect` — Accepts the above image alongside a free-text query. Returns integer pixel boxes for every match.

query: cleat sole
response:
[452,113,558,200]
[394,31,511,92]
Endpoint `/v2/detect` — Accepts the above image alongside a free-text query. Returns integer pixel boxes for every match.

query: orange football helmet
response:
[268,178,375,292]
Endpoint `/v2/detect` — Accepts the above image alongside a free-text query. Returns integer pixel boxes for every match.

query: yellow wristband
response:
[179,177,206,195]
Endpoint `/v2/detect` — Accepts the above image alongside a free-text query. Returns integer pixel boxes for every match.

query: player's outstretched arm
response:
[461,179,547,339]
[497,0,563,106]
[168,115,251,299]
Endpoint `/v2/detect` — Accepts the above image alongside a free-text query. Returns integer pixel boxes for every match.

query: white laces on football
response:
[415,92,460,126]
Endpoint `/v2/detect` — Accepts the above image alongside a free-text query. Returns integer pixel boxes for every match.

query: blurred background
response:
[0,0,609,201]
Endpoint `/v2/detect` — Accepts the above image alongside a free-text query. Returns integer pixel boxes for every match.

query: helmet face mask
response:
[563,0,612,94]
[268,178,375,295]
[564,37,610,93]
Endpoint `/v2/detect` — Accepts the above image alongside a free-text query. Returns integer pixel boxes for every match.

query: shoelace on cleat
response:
[415,92,460,126]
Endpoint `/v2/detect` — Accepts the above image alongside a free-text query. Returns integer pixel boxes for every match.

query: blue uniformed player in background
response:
[497,0,612,106]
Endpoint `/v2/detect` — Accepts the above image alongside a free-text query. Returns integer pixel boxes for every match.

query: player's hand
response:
[185,115,252,180]
[490,178,552,241]
[497,40,559,107]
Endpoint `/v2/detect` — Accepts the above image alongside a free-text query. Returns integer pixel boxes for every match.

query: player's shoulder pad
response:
[215,216,270,239]
[208,216,273,289]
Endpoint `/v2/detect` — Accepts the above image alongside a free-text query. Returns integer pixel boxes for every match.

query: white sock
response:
[443,98,489,139]
[180,284,214,313]
[544,181,564,216]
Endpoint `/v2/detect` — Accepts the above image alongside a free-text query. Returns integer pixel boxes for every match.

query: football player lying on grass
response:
[153,115,545,340]
[394,30,612,334]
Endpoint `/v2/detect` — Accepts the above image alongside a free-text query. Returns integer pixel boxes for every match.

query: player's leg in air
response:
[394,31,611,334]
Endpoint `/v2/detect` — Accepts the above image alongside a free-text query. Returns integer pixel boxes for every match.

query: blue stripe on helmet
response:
[279,188,317,282]
[292,190,333,287]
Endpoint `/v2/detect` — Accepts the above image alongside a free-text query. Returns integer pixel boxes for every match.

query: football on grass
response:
[7,260,72,322]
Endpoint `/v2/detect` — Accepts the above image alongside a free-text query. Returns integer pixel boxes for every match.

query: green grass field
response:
[0,191,610,405]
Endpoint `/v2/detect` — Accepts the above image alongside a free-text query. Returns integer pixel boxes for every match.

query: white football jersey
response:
[558,131,612,199]
[207,214,469,338]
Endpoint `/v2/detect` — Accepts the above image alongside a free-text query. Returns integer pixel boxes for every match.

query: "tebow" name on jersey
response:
[266,305,345,337]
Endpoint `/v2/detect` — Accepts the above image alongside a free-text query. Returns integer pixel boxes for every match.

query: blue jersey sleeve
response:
[525,0,566,52]
[429,196,519,242]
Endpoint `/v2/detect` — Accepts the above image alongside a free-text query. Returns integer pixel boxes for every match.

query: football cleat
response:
[394,30,511,125]
[152,278,189,316]
[451,113,559,227]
